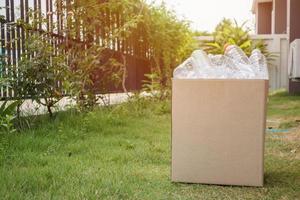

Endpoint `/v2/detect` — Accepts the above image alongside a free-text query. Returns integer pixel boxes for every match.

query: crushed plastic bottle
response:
[192,50,212,68]
[173,57,201,79]
[173,45,269,80]
[209,54,238,70]
[249,49,269,79]
[225,45,251,65]
[249,49,263,67]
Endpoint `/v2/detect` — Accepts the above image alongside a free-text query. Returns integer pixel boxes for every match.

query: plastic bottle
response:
[249,49,268,79]
[225,45,250,65]
[173,57,200,79]
[209,54,238,70]
[249,49,265,68]
[191,50,212,68]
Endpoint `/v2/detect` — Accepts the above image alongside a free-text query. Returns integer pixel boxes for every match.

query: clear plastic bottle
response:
[191,50,212,68]
[249,49,266,67]
[225,45,250,65]
[249,49,268,79]
[173,57,201,79]
[209,54,238,70]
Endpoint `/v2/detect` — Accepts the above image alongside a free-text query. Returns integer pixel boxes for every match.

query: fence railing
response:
[0,0,151,100]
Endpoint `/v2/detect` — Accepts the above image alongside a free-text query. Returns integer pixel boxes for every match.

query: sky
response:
[148,0,255,32]
[0,0,255,32]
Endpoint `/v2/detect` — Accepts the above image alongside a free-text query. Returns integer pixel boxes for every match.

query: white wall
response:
[251,34,289,90]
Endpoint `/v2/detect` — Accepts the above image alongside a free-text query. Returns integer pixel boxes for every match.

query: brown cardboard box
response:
[171,79,268,187]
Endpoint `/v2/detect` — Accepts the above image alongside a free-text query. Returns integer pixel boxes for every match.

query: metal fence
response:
[0,0,151,99]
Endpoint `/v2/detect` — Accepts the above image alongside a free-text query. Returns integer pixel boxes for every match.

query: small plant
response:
[0,75,21,133]
[0,101,20,133]
[142,73,170,101]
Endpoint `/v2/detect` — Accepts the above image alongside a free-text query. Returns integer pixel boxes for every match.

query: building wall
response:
[257,2,273,34]
[289,0,300,42]
[274,0,287,34]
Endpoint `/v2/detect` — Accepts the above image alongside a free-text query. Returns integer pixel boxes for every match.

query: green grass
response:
[0,92,300,200]
[268,90,300,118]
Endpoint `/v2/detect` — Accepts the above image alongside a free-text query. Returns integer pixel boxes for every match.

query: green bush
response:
[1,0,195,118]
[16,32,69,117]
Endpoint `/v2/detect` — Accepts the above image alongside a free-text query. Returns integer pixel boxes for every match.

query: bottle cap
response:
[224,43,231,51]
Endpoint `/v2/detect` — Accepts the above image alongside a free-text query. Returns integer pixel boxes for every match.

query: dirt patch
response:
[267,117,300,129]
[273,102,300,110]
[267,125,300,160]
[282,128,300,142]
[280,128,300,160]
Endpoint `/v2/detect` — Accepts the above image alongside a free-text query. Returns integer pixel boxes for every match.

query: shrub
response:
[16,32,69,117]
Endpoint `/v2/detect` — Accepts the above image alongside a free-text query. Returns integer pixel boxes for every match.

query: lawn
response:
[0,91,300,200]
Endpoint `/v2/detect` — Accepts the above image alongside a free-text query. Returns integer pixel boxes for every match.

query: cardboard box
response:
[171,79,268,187]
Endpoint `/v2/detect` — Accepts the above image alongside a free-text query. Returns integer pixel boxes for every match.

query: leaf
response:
[205,42,222,49]
[240,40,252,49]
[228,38,236,45]
[0,101,7,115]
[2,101,21,117]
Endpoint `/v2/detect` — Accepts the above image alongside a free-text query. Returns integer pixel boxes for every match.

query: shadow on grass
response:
[264,170,299,188]
[171,168,299,189]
